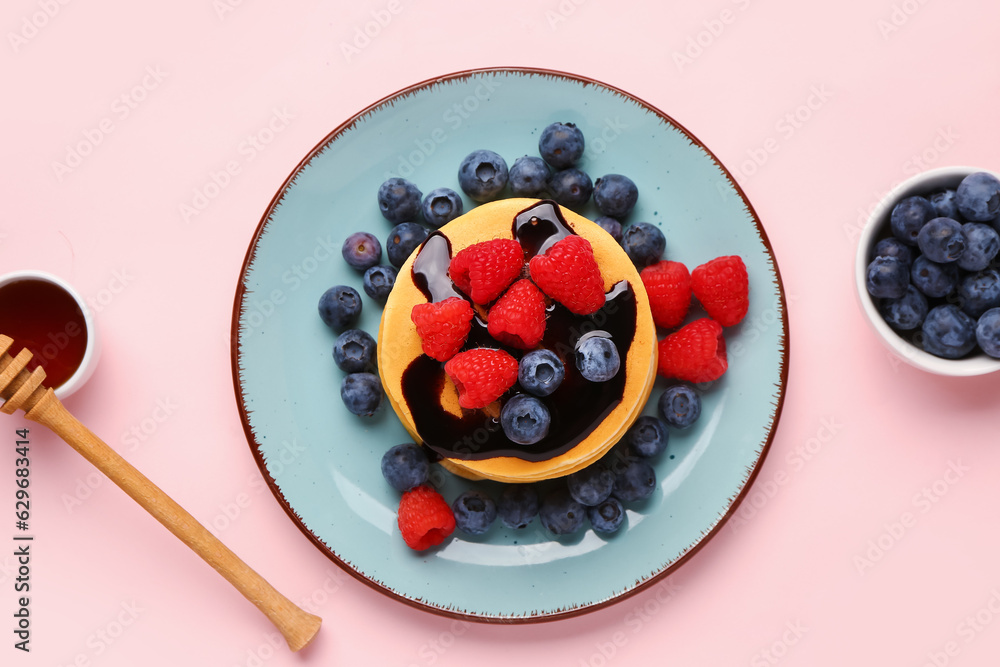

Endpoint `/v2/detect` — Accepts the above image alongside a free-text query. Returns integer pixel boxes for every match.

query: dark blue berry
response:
[342,232,382,271]
[458,150,508,202]
[929,189,959,219]
[911,256,959,298]
[567,462,615,506]
[621,222,665,268]
[878,285,928,331]
[318,285,362,330]
[380,443,429,492]
[500,395,551,445]
[612,459,656,503]
[873,237,913,266]
[538,488,585,535]
[865,256,909,299]
[509,156,550,197]
[421,187,463,227]
[517,349,565,397]
[593,174,638,218]
[625,415,669,458]
[538,122,585,169]
[386,222,429,268]
[956,172,1000,222]
[588,497,625,534]
[921,305,977,359]
[957,223,1000,272]
[497,485,539,529]
[332,329,376,372]
[340,372,382,416]
[976,308,1000,358]
[917,217,966,263]
[377,178,422,224]
[593,216,622,242]
[957,269,1000,318]
[362,265,397,302]
[890,196,936,246]
[658,385,701,429]
[452,490,497,535]
[575,334,620,382]
[547,168,593,208]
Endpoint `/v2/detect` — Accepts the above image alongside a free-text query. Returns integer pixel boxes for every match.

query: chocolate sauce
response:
[401,202,639,462]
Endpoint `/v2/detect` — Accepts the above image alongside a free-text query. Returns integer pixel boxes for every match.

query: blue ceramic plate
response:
[232,68,787,622]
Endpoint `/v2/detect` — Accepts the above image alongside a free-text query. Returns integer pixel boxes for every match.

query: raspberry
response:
[410,297,474,362]
[444,348,518,409]
[397,485,456,551]
[448,239,524,304]
[487,279,547,349]
[691,255,749,327]
[528,235,605,315]
[640,260,692,329]
[656,318,728,383]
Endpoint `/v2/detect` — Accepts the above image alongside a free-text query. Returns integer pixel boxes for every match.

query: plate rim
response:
[230,65,790,624]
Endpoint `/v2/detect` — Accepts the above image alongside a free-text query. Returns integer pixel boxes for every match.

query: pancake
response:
[377,199,657,483]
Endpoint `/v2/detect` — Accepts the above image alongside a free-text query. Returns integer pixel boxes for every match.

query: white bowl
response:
[855,165,1000,376]
[0,270,100,399]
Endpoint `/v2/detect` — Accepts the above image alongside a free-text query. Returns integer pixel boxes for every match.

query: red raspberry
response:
[691,255,749,327]
[410,297,474,362]
[528,235,606,315]
[448,239,524,304]
[657,318,728,383]
[397,485,456,551]
[640,260,692,329]
[487,279,547,349]
[443,348,518,409]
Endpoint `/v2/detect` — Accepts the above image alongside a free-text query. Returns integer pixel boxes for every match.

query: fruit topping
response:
[517,349,565,397]
[499,394,551,445]
[410,296,474,362]
[448,238,524,304]
[575,334,620,382]
[528,234,605,315]
[443,348,519,410]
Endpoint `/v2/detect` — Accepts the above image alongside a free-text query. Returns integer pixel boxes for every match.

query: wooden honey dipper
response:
[0,334,321,651]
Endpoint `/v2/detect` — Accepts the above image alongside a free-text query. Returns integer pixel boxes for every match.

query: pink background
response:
[4,1,1000,664]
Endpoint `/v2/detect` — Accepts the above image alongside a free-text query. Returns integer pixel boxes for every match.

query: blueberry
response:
[957,269,1000,318]
[911,256,959,298]
[380,443,429,492]
[538,487,585,535]
[318,285,362,330]
[362,264,397,302]
[587,497,625,534]
[917,217,966,263]
[566,463,614,506]
[593,174,638,218]
[332,329,377,372]
[500,394,551,445]
[658,385,701,429]
[929,189,960,219]
[890,196,936,245]
[921,304,977,359]
[342,231,382,271]
[386,222,429,268]
[956,172,1000,222]
[575,334,620,382]
[865,256,909,299]
[421,187,464,228]
[517,349,565,397]
[458,150,508,202]
[452,490,497,535]
[593,216,623,242]
[508,156,550,197]
[625,415,669,458]
[878,285,928,331]
[873,237,913,266]
[621,222,665,267]
[976,308,1000,357]
[547,168,593,208]
[538,122,585,169]
[340,372,383,416]
[497,485,540,529]
[377,178,422,224]
[957,223,1000,272]
[612,459,656,503]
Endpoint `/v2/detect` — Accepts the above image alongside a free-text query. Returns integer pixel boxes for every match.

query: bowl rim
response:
[854,165,1000,376]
